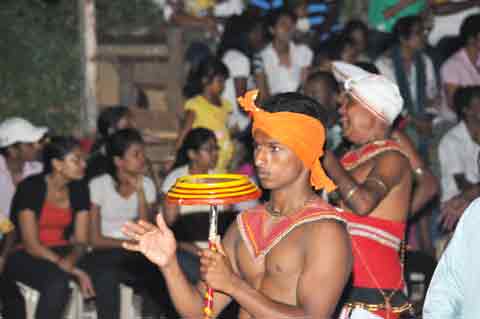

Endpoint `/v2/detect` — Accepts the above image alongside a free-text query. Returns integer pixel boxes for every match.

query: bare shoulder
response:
[304,218,349,244]
[376,147,411,170]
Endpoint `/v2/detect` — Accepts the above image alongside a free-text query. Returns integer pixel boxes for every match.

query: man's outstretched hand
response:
[122,214,177,269]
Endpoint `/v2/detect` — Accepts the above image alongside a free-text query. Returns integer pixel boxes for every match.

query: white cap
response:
[332,61,403,125]
[0,118,48,148]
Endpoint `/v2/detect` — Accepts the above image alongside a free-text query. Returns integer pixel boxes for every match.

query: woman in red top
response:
[4,137,101,319]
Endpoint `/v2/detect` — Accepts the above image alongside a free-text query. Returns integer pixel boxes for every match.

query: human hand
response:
[57,258,75,273]
[122,214,177,269]
[440,195,470,231]
[72,268,96,299]
[199,241,236,294]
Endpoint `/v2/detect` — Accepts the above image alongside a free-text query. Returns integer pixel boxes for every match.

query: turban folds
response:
[332,61,404,125]
[238,90,336,192]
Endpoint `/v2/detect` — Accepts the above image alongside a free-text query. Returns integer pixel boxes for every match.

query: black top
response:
[10,173,90,240]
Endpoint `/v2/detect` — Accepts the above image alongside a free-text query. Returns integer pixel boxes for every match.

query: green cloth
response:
[368,0,425,33]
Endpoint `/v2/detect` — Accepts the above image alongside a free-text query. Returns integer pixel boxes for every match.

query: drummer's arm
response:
[161,224,236,318]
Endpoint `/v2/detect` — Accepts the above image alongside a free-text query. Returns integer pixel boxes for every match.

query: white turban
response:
[332,61,403,125]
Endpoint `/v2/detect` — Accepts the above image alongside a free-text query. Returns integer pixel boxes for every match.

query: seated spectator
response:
[375,15,439,159]
[253,8,313,99]
[217,14,266,134]
[368,0,427,58]
[0,117,47,319]
[4,137,111,319]
[438,86,480,232]
[88,128,170,318]
[439,13,480,123]
[342,19,371,62]
[86,105,134,181]
[179,56,234,172]
[0,118,47,218]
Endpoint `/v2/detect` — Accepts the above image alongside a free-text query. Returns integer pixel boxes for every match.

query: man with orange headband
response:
[121,91,352,318]
[325,62,415,319]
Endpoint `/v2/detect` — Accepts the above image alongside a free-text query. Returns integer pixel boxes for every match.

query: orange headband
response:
[238,90,336,192]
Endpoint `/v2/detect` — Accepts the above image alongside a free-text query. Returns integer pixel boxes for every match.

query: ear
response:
[113,156,123,168]
[187,149,196,162]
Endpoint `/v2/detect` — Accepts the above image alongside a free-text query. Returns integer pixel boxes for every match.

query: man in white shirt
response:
[438,86,480,231]
[0,117,47,319]
[423,197,480,319]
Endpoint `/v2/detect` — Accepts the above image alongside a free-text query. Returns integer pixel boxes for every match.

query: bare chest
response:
[235,226,305,304]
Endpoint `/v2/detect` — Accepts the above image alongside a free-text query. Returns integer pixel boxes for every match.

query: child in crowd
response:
[178,56,234,173]
[87,128,170,318]
[4,137,109,319]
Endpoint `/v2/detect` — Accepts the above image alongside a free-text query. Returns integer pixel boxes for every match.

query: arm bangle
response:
[345,185,359,202]
[365,177,388,193]
[414,167,425,177]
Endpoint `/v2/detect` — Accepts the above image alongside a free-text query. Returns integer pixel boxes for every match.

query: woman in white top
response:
[88,129,172,318]
[253,8,313,100]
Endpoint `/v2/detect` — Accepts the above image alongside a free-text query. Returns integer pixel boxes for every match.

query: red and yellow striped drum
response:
[166,174,261,318]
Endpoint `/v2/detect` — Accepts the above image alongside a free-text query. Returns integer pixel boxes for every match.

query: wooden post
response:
[166,27,184,115]
[79,0,98,134]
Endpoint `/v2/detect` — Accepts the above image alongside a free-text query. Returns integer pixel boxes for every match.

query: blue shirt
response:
[423,198,480,319]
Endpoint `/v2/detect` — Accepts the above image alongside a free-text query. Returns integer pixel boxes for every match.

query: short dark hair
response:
[43,136,80,174]
[91,105,130,155]
[261,92,328,125]
[106,128,144,181]
[393,15,423,41]
[97,105,130,139]
[306,71,339,93]
[460,14,480,46]
[343,19,369,38]
[454,86,480,119]
[267,8,297,29]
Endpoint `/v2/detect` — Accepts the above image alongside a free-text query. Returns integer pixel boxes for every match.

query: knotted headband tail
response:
[238,90,336,192]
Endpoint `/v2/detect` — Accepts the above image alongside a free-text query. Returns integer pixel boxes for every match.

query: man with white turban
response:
[324,62,416,319]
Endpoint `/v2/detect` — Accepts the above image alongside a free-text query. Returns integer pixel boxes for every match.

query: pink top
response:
[0,155,42,220]
[439,49,480,122]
